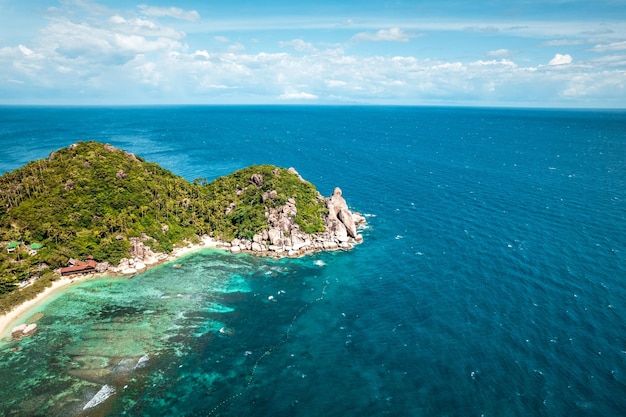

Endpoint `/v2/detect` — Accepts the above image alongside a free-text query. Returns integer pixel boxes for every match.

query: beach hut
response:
[6,241,20,253]
[28,242,43,255]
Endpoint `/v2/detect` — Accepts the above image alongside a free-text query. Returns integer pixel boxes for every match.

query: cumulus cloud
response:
[548,53,573,65]
[137,5,200,22]
[352,28,416,43]
[40,19,182,59]
[1,1,624,106]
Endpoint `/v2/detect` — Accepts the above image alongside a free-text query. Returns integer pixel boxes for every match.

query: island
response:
[0,141,365,315]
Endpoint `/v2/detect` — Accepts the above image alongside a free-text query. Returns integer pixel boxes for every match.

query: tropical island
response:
[0,141,365,315]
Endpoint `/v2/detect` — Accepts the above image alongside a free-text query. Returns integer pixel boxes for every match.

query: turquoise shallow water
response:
[0,106,625,416]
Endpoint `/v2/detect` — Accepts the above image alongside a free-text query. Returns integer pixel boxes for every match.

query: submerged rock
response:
[219,327,235,336]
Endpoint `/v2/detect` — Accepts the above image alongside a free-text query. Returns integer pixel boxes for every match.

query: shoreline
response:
[0,235,221,340]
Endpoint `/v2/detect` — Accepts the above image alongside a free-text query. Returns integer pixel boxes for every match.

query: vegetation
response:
[0,141,329,305]
[203,164,327,240]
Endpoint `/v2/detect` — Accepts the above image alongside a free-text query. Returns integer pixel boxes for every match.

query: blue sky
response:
[1,0,625,107]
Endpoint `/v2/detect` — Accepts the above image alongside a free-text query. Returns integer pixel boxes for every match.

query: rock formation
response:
[109,168,366,268]
[110,236,167,275]
[225,176,366,257]
[11,323,38,339]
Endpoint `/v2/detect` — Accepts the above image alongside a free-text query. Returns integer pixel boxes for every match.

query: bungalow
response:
[29,243,43,256]
[6,241,20,253]
[60,258,98,276]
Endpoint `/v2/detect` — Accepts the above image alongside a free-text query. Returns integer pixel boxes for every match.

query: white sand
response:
[0,275,89,339]
[0,235,222,339]
[169,235,220,259]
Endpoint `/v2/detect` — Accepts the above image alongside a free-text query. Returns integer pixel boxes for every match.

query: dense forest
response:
[0,141,327,300]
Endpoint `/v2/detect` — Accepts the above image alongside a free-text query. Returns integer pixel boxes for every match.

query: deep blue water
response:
[0,106,625,416]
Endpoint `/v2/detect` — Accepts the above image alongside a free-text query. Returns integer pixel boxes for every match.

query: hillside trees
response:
[0,141,330,299]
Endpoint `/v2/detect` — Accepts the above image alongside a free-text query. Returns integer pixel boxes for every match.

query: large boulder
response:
[268,228,283,246]
[328,187,358,238]
[23,323,38,336]
[11,324,27,338]
[290,230,308,250]
[329,218,349,242]
[11,323,37,338]
[250,173,264,187]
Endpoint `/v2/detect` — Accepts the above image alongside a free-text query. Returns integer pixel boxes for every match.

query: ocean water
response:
[0,106,625,417]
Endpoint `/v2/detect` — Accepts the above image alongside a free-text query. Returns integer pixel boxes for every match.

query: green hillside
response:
[0,141,328,300]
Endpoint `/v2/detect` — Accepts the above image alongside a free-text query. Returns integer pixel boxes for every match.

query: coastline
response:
[0,235,221,340]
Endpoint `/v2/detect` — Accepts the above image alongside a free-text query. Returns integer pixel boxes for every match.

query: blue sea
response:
[0,106,625,417]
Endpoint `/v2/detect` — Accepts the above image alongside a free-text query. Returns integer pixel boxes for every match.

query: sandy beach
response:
[0,275,92,340]
[0,235,221,340]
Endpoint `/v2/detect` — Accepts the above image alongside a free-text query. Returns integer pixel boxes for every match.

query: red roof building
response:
[60,259,98,276]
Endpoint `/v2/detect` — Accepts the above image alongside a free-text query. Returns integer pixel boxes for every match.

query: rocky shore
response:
[221,186,366,257]
[109,182,366,274]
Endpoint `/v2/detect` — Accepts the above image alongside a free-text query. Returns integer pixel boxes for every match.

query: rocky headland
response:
[110,176,366,275]
[222,182,366,257]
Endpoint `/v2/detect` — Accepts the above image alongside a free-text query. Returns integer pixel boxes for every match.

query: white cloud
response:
[106,15,185,39]
[1,2,624,106]
[279,39,316,52]
[137,5,200,22]
[109,15,126,25]
[487,49,512,57]
[548,53,573,65]
[463,25,500,33]
[326,80,347,87]
[39,19,183,59]
[279,91,319,100]
[472,59,517,67]
[591,53,626,66]
[60,0,111,17]
[541,39,584,47]
[228,43,246,53]
[352,28,416,43]
[592,40,626,52]
[125,54,163,86]
[18,45,35,56]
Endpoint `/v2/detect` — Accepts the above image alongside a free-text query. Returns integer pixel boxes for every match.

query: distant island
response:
[0,141,365,312]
